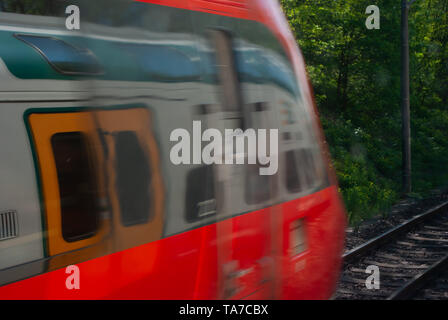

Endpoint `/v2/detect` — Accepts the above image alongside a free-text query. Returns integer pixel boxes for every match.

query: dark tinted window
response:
[286,149,302,193]
[118,44,200,82]
[245,164,274,205]
[302,149,317,187]
[185,165,216,223]
[114,131,152,227]
[286,149,318,193]
[15,34,102,75]
[51,132,99,242]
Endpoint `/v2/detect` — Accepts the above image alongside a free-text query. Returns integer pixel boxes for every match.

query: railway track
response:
[410,261,448,299]
[334,201,448,300]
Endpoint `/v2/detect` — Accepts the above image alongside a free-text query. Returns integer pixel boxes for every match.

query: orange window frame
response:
[28,111,110,257]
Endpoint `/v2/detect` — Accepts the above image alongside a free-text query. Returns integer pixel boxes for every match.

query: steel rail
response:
[387,253,448,300]
[343,201,448,264]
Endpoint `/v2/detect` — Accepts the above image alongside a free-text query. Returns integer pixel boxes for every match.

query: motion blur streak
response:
[0,0,346,299]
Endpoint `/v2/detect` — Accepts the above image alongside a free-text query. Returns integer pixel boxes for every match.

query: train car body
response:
[0,0,346,299]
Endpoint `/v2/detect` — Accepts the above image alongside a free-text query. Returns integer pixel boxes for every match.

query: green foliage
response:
[281,0,448,225]
[321,116,399,224]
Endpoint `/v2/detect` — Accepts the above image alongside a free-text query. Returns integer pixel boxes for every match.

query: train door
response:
[91,107,164,293]
[27,110,113,296]
[208,28,277,299]
[93,107,164,253]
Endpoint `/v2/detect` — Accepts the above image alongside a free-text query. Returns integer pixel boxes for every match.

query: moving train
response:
[0,0,346,299]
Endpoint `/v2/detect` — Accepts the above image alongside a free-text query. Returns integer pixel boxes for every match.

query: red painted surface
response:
[0,186,345,299]
[135,0,252,20]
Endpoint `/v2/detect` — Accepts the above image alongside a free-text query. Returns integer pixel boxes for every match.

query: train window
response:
[114,131,152,227]
[302,150,317,187]
[185,165,216,223]
[211,30,243,114]
[51,132,99,242]
[118,44,200,82]
[245,164,273,205]
[286,149,319,193]
[15,34,102,75]
[285,149,303,193]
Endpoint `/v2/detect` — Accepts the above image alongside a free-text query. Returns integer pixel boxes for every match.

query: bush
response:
[322,116,399,225]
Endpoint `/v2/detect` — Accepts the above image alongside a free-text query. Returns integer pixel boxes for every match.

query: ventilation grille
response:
[0,210,18,241]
